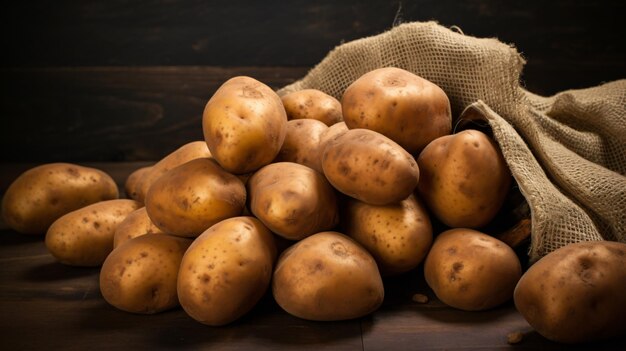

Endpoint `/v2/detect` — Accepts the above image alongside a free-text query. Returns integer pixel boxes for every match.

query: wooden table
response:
[1,163,624,350]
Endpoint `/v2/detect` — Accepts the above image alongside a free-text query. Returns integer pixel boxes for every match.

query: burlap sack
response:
[278,21,626,263]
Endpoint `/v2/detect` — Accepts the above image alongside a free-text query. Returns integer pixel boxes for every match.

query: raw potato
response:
[274,119,328,173]
[145,158,246,238]
[113,207,163,249]
[248,162,338,240]
[322,128,419,205]
[424,228,521,311]
[281,89,343,126]
[343,194,433,275]
[272,231,384,321]
[45,199,142,266]
[203,76,287,174]
[318,121,348,156]
[124,166,152,201]
[1,163,118,234]
[342,67,451,154]
[100,234,192,314]
[177,216,277,326]
[417,129,511,228]
[514,241,626,343]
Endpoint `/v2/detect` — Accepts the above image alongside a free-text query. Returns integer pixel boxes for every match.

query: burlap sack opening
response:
[277,21,626,263]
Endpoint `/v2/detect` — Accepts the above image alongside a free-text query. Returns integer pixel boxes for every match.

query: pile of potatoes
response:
[2,67,625,343]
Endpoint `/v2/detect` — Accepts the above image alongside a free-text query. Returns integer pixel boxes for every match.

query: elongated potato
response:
[124,165,152,201]
[275,119,328,173]
[281,89,343,126]
[113,207,163,249]
[2,163,118,234]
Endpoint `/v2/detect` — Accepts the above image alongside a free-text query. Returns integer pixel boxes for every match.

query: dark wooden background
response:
[1,0,624,163]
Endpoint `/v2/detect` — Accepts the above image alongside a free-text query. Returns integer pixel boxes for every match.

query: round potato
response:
[248,162,338,240]
[318,121,348,156]
[203,76,287,174]
[2,163,118,234]
[177,216,277,326]
[343,194,432,275]
[274,119,328,173]
[124,165,152,201]
[424,228,521,311]
[342,67,451,154]
[100,233,192,314]
[281,89,343,126]
[113,207,163,249]
[322,128,419,205]
[272,231,384,321]
[45,199,142,266]
[514,241,626,344]
[417,129,511,228]
[145,158,246,238]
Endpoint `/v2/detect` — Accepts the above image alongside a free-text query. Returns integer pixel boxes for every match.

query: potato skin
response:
[342,67,451,154]
[177,216,277,326]
[248,162,338,240]
[45,199,142,266]
[145,158,246,238]
[281,89,343,126]
[275,119,328,173]
[417,129,511,228]
[424,228,521,311]
[1,163,119,234]
[124,166,152,201]
[514,241,626,344]
[113,207,163,249]
[322,128,419,205]
[318,121,348,155]
[100,234,192,314]
[272,231,384,321]
[203,76,287,174]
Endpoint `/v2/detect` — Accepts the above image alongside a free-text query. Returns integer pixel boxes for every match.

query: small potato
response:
[322,128,419,205]
[203,76,287,174]
[145,158,246,238]
[424,228,521,311]
[100,234,192,314]
[113,207,163,249]
[274,119,328,173]
[45,199,142,266]
[272,231,384,321]
[2,163,118,234]
[417,129,511,228]
[248,162,338,240]
[281,89,343,126]
[514,241,626,344]
[124,166,152,201]
[177,216,277,326]
[318,121,349,155]
[343,194,432,275]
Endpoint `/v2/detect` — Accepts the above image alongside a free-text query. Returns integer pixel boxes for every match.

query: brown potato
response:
[2,163,118,234]
[203,76,287,174]
[45,199,142,266]
[177,216,277,326]
[145,158,246,238]
[318,121,349,156]
[124,165,152,201]
[424,228,521,311]
[274,119,328,173]
[514,241,626,343]
[342,67,451,154]
[417,129,511,228]
[281,89,343,126]
[322,128,419,205]
[100,234,192,314]
[248,162,338,241]
[272,231,384,321]
[113,207,163,249]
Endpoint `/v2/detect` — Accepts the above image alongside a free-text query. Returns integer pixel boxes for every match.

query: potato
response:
[281,89,343,126]
[343,194,432,275]
[322,128,419,205]
[134,141,211,203]
[318,121,348,155]
[417,129,511,228]
[45,199,141,266]
[145,158,246,238]
[100,234,192,314]
[272,231,384,321]
[124,165,151,201]
[113,207,163,249]
[424,228,521,311]
[342,67,451,154]
[203,76,287,174]
[514,241,626,343]
[274,119,328,173]
[177,216,277,326]
[248,162,338,241]
[1,163,118,234]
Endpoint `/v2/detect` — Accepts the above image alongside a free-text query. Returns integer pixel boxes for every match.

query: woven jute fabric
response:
[277,21,626,262]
